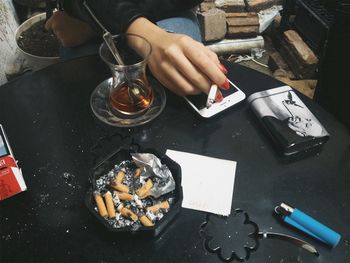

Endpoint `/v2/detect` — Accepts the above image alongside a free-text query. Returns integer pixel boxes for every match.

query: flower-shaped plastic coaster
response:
[200,208,319,262]
[200,209,259,262]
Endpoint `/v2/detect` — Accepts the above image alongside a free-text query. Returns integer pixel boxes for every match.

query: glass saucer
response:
[90,78,166,127]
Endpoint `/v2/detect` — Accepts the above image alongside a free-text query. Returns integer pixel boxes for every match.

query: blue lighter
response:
[275,202,341,248]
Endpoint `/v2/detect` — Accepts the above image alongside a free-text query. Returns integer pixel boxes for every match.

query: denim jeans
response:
[60,10,201,60]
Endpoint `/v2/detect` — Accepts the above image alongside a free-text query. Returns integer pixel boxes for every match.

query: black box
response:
[293,0,334,56]
[247,86,330,156]
[85,148,183,236]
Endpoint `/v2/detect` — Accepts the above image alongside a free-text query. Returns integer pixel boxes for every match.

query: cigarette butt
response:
[117,203,124,212]
[94,193,108,218]
[159,200,170,209]
[137,179,153,198]
[115,171,125,184]
[138,190,151,199]
[111,182,129,193]
[147,201,170,213]
[104,191,116,218]
[120,207,138,221]
[134,168,141,177]
[134,195,143,208]
[139,215,154,227]
[117,192,133,201]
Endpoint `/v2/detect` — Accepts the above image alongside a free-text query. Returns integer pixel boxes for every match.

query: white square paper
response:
[166,149,236,216]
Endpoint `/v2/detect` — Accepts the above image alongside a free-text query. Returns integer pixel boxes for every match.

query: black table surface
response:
[0,55,349,263]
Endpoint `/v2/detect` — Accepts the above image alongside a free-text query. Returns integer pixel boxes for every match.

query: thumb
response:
[45,15,54,31]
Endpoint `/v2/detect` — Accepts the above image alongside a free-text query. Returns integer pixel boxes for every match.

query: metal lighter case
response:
[275,202,341,248]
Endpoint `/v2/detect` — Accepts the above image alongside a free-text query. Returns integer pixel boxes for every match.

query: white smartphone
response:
[184,79,246,118]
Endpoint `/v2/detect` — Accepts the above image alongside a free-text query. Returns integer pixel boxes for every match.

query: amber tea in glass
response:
[100,33,153,116]
[110,78,154,115]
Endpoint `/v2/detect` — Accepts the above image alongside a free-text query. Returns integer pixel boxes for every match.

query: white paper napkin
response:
[166,149,237,216]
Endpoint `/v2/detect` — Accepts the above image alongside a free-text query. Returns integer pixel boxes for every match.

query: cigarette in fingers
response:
[94,193,108,218]
[206,84,218,108]
[104,191,116,218]
[215,90,223,103]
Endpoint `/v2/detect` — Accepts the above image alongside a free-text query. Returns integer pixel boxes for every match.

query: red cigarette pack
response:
[0,125,26,200]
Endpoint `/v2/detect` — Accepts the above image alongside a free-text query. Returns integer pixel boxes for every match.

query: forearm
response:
[126,17,165,43]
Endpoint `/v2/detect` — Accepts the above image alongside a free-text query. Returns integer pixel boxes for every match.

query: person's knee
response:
[156,10,202,42]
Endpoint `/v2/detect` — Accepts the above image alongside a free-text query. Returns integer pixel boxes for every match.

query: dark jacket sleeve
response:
[65,0,203,34]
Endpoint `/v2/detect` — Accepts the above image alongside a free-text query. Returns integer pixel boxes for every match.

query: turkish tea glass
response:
[99,33,153,116]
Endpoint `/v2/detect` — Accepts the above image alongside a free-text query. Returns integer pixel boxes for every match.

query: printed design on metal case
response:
[200,209,259,262]
[248,87,328,139]
[282,91,322,137]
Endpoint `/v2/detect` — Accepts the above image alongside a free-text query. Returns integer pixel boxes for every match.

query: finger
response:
[203,47,220,65]
[184,43,227,89]
[202,46,229,76]
[218,63,228,74]
[215,89,224,103]
[54,30,66,46]
[164,49,211,94]
[45,15,54,31]
[149,60,198,96]
[45,11,66,31]
[161,68,198,96]
[202,47,229,76]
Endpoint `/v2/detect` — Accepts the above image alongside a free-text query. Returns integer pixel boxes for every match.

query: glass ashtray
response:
[90,77,166,127]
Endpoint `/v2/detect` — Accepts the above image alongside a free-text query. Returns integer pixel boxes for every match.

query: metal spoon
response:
[83,1,147,110]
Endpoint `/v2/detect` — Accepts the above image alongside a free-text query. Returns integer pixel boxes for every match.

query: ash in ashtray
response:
[93,153,176,230]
